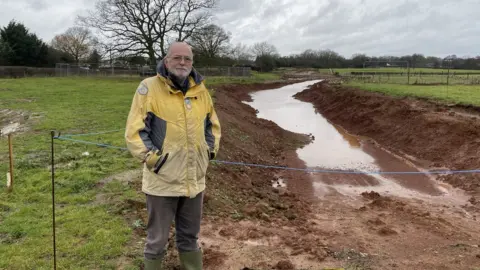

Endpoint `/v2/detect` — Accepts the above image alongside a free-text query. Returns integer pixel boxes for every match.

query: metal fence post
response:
[7,133,14,192]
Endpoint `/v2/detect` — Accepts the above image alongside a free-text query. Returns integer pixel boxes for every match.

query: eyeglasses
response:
[169,55,193,63]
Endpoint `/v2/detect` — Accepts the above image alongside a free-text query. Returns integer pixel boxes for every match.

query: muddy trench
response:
[117,79,480,270]
[246,80,476,207]
[293,80,480,206]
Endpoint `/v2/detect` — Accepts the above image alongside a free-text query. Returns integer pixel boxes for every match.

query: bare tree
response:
[251,41,278,57]
[174,0,216,41]
[77,0,217,65]
[189,24,230,58]
[230,43,254,63]
[51,27,97,64]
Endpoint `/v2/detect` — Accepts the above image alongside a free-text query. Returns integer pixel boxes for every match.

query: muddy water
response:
[245,80,468,204]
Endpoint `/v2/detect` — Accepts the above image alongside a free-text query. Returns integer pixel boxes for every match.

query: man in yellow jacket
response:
[125,41,221,270]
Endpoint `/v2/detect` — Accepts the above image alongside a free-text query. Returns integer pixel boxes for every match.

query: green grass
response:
[347,82,480,106]
[0,73,279,269]
[206,71,281,84]
[320,67,480,74]
[345,74,480,85]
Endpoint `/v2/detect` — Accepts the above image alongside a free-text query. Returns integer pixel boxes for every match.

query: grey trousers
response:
[144,192,204,260]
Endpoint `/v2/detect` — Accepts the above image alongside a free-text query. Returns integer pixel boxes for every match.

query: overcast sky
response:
[1,0,479,58]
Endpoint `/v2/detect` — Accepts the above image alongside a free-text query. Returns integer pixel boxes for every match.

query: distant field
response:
[320,68,480,74]
[346,74,480,85]
[208,71,281,84]
[318,67,480,85]
[347,82,480,106]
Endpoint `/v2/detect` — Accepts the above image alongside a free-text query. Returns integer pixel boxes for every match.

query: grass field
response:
[320,67,480,74]
[0,72,280,269]
[319,67,480,85]
[346,74,480,85]
[347,82,480,106]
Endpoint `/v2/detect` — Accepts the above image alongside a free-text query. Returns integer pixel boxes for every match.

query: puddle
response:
[245,80,469,204]
[0,109,33,136]
[1,122,20,135]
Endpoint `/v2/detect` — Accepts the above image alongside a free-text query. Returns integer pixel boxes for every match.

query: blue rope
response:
[61,128,125,137]
[53,136,480,175]
[54,136,128,151]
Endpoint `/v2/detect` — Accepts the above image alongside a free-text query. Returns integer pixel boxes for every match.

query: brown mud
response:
[117,79,480,270]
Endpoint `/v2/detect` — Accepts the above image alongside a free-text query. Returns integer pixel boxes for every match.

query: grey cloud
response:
[264,0,480,57]
[28,0,47,10]
[217,0,247,12]
[0,0,95,41]
[261,0,291,19]
[1,0,479,58]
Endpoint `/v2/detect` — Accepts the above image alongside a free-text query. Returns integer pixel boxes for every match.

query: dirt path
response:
[120,80,480,269]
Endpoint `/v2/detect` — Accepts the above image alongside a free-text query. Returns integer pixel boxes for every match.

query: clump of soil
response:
[367,218,386,226]
[274,260,295,270]
[378,226,398,236]
[361,191,381,200]
[203,248,227,268]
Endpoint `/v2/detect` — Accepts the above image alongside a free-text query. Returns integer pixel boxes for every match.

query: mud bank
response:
[294,81,480,204]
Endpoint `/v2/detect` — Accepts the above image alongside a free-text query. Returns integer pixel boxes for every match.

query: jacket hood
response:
[156,59,204,85]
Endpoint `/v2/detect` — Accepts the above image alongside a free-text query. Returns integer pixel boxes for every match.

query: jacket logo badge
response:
[137,84,148,95]
[185,98,192,110]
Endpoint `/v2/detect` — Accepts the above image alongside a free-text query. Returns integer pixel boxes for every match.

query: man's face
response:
[165,45,193,80]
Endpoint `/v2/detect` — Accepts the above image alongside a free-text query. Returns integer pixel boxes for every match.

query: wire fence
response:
[327,69,480,85]
[54,64,251,78]
[343,72,480,85]
[50,129,480,176]
[0,66,56,78]
[0,64,251,78]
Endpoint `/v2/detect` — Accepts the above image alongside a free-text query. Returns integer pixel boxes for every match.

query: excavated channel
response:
[244,80,468,204]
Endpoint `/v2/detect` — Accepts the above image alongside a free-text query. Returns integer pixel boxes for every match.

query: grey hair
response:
[166,41,193,58]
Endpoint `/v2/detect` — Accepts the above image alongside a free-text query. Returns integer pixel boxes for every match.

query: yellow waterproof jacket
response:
[125,63,221,198]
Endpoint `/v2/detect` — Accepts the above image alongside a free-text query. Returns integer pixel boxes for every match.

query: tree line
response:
[1,0,479,72]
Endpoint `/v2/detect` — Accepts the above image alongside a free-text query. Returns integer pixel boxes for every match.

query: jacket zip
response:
[183,96,191,197]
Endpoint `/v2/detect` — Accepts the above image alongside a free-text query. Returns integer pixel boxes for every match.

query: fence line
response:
[0,66,56,78]
[53,135,480,176]
[53,63,251,78]
[0,64,252,78]
[343,72,480,85]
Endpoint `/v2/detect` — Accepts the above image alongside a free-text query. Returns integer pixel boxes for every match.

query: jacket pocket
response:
[153,153,169,174]
[154,145,185,185]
